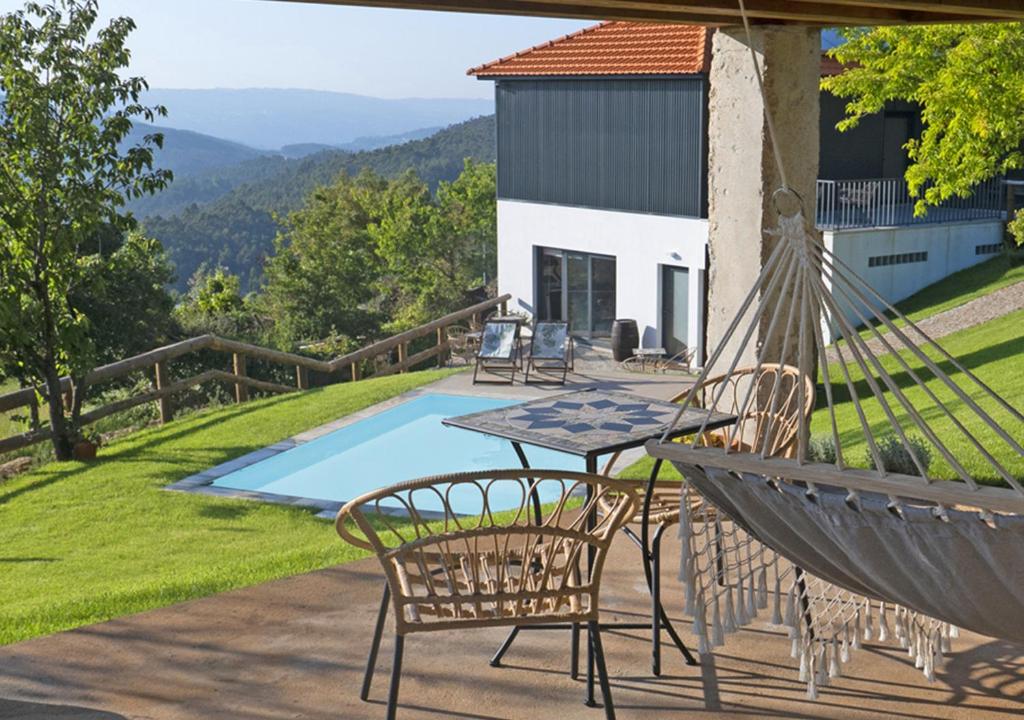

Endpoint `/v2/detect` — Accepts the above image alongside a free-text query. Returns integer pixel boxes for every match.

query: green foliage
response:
[824,24,1024,214]
[192,268,244,315]
[0,0,170,459]
[74,233,176,365]
[173,266,270,345]
[262,171,388,347]
[142,197,278,293]
[373,160,498,328]
[0,369,455,645]
[865,433,933,477]
[261,161,497,348]
[807,434,838,465]
[1008,208,1024,248]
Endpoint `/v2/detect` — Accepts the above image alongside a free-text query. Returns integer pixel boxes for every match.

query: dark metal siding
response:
[495,78,707,218]
[819,92,922,179]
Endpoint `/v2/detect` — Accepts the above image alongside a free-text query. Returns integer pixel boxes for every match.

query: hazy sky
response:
[0,0,589,98]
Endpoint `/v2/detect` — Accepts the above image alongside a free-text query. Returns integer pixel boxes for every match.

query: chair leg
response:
[652,525,663,676]
[362,583,391,701]
[570,623,581,680]
[588,621,616,720]
[490,626,520,667]
[386,634,405,720]
[472,357,481,384]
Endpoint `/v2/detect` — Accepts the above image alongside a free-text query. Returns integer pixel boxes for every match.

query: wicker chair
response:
[336,469,640,720]
[599,363,815,674]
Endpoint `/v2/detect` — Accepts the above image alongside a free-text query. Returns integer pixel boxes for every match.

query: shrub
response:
[865,432,933,476]
[807,434,838,464]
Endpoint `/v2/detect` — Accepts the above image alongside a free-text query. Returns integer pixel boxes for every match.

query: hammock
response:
[643,0,1024,695]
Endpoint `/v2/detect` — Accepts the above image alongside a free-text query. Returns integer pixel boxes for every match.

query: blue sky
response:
[0,0,589,99]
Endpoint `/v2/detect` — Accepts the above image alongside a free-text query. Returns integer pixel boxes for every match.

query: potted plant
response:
[71,427,101,461]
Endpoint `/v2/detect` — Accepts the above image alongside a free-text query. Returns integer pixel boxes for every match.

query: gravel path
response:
[825,280,1024,364]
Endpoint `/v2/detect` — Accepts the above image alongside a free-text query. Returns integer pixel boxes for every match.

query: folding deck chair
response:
[472,320,520,384]
[524,321,572,384]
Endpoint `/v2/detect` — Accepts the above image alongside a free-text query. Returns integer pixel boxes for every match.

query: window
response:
[536,247,616,337]
[976,243,1003,255]
[868,251,927,268]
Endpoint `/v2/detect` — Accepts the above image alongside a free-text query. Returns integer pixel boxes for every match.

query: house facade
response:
[470,22,1006,355]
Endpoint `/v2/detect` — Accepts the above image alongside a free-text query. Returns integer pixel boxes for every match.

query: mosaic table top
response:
[443,389,735,458]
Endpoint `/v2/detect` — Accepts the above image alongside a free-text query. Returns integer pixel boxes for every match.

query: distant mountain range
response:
[142,88,493,149]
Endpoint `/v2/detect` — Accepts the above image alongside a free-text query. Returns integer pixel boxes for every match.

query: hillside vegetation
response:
[141,115,496,291]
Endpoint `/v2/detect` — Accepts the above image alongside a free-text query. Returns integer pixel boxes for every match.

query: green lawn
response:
[0,369,456,646]
[815,307,1024,484]
[622,308,1024,485]
[853,254,1024,340]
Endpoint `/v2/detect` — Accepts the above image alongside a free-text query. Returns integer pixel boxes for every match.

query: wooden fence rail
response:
[0,294,510,454]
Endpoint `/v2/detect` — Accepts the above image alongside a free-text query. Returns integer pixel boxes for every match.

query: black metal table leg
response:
[639,458,698,671]
[584,454,598,706]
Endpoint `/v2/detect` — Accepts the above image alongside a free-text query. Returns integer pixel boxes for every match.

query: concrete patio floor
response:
[1,526,1021,719]
[2,364,1021,719]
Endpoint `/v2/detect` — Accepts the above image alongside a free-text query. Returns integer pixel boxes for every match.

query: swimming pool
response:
[210,392,585,513]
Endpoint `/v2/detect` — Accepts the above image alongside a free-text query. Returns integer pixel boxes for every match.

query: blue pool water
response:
[211,393,586,513]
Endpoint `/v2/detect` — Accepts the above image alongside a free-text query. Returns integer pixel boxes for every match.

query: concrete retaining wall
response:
[823,219,1004,340]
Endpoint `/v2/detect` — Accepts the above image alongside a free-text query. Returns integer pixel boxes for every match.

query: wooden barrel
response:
[610,319,639,361]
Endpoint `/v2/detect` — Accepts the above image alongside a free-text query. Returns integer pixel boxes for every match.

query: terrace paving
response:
[1,523,1021,719]
[1,360,1020,719]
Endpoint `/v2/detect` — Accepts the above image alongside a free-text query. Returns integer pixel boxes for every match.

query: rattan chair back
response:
[676,363,814,459]
[337,469,639,635]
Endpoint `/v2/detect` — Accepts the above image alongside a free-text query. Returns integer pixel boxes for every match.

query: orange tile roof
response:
[468,22,712,78]
[469,21,846,79]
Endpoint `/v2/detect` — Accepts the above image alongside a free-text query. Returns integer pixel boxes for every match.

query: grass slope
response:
[0,370,455,646]
[621,309,1024,484]
[854,255,1024,339]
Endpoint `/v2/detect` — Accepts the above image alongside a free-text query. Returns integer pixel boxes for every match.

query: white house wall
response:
[497,199,709,358]
[823,219,1004,340]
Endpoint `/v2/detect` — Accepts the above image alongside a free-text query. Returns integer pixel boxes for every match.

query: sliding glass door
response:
[537,248,616,337]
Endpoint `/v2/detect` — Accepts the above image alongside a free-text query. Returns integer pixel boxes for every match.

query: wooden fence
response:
[0,294,510,454]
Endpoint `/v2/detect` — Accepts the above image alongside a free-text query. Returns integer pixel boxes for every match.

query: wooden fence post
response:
[398,342,408,373]
[154,361,173,423]
[350,361,360,382]
[437,327,446,368]
[296,365,309,390]
[232,353,249,403]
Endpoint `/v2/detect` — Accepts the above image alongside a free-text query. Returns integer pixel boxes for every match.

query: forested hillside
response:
[124,122,271,177]
[142,115,496,291]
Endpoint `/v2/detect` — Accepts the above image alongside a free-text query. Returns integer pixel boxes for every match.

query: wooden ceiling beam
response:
[278,0,735,25]
[545,0,986,25]
[270,0,1024,24]
[784,0,1024,21]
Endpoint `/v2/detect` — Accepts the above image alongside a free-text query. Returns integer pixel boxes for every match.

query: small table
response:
[443,389,735,701]
[633,347,666,372]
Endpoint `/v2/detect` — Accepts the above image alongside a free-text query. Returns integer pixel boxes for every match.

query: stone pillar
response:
[705,26,821,373]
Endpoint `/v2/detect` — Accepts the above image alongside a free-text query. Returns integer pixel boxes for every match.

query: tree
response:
[262,171,387,347]
[373,160,497,326]
[0,0,170,459]
[824,24,1024,214]
[74,232,176,365]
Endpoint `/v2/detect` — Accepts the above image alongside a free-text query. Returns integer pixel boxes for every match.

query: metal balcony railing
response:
[815,176,1005,230]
